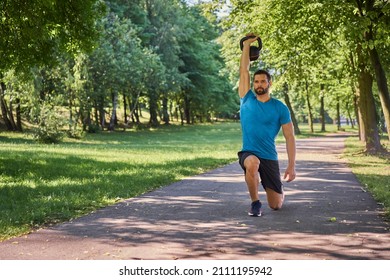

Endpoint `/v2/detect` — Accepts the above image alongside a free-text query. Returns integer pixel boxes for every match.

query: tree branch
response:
[355,0,363,16]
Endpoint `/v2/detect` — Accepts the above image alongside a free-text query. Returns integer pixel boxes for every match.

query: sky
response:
[185,0,231,17]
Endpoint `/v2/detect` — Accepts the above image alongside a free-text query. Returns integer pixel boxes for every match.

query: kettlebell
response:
[240,35,262,61]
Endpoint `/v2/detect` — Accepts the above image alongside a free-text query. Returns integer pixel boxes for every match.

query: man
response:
[238,33,296,217]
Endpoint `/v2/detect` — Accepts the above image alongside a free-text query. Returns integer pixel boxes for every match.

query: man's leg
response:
[243,155,261,202]
[259,158,284,210]
[265,188,284,210]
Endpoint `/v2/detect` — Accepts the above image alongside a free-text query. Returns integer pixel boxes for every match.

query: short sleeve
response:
[240,89,253,105]
[280,104,291,125]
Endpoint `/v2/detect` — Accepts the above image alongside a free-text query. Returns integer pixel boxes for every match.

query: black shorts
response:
[238,151,283,194]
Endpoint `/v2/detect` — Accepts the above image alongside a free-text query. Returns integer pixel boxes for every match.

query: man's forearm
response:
[238,42,251,97]
[240,43,251,70]
[286,137,296,167]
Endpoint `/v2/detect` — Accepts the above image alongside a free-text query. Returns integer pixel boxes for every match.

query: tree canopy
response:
[0,0,389,154]
[0,0,105,73]
[1,0,237,138]
[219,0,389,153]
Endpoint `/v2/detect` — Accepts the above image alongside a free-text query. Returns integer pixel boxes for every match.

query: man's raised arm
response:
[238,34,258,98]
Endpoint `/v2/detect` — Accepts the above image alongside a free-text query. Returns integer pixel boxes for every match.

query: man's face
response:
[253,74,271,96]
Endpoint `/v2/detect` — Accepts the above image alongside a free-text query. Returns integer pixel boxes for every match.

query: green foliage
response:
[0,0,106,73]
[87,123,101,133]
[66,125,86,139]
[178,5,237,121]
[1,0,238,135]
[221,0,390,150]
[32,101,66,144]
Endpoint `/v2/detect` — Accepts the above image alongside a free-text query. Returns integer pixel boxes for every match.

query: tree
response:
[86,11,159,130]
[143,0,187,126]
[357,0,390,140]
[0,0,105,131]
[221,0,389,154]
[1,0,238,133]
[178,5,236,124]
[336,0,389,151]
[0,0,104,73]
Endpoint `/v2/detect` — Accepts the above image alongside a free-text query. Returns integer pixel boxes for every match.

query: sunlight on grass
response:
[343,136,390,218]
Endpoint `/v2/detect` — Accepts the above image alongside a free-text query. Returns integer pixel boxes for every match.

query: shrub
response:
[33,105,65,144]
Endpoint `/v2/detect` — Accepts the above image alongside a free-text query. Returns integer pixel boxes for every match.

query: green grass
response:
[0,122,245,240]
[294,123,358,138]
[343,136,390,219]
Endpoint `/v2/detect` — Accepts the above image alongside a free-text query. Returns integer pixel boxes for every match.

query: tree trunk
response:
[346,99,355,129]
[129,91,141,124]
[0,82,14,131]
[149,92,159,127]
[283,83,300,135]
[349,52,361,139]
[68,90,74,132]
[139,102,143,118]
[357,64,382,153]
[357,71,381,152]
[169,101,175,122]
[126,96,134,124]
[108,92,117,131]
[320,84,325,132]
[175,105,180,122]
[368,41,390,140]
[93,101,99,127]
[179,105,184,125]
[15,97,22,131]
[336,95,341,130]
[162,96,170,125]
[7,97,17,130]
[123,94,128,124]
[134,103,141,123]
[305,79,313,133]
[82,110,91,131]
[98,98,105,129]
[353,87,361,140]
[363,2,390,140]
[184,95,191,125]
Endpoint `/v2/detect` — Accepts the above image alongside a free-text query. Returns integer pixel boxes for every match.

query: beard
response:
[254,85,269,96]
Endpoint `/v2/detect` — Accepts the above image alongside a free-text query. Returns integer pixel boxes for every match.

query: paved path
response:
[0,134,389,260]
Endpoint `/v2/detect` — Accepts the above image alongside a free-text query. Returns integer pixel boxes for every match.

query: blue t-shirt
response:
[240,90,291,160]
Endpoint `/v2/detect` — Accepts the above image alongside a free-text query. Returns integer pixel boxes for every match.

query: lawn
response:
[343,136,390,219]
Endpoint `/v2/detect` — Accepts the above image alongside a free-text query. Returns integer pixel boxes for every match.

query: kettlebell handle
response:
[239,36,262,51]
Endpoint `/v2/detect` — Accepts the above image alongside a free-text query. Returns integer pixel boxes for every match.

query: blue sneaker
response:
[248,200,262,217]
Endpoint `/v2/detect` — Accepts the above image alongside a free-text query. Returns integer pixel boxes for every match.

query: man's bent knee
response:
[269,201,283,210]
[266,189,284,210]
[244,155,260,173]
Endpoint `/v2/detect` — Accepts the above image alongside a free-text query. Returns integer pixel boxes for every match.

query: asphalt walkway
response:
[0,133,389,260]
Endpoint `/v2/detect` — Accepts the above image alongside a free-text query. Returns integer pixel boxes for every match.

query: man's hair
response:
[253,69,271,82]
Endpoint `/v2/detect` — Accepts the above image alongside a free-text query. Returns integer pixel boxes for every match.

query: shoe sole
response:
[248,211,262,217]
